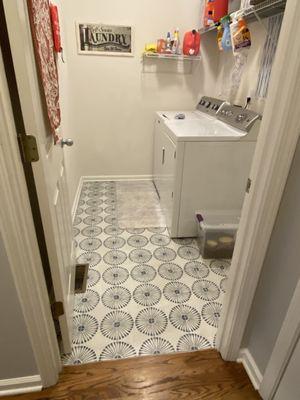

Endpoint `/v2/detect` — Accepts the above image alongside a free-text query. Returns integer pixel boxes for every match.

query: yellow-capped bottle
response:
[217,25,223,51]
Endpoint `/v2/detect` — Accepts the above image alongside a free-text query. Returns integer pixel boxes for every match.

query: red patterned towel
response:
[27,0,61,141]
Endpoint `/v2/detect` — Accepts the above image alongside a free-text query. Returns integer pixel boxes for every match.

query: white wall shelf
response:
[143,52,201,61]
[199,0,287,35]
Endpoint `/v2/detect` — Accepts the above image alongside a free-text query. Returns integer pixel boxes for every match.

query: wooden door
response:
[3,0,75,352]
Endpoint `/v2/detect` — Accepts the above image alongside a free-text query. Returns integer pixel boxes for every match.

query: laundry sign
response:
[77,23,133,56]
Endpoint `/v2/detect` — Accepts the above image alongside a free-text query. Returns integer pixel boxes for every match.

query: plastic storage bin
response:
[196,211,240,259]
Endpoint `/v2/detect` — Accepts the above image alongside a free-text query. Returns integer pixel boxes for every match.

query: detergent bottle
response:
[204,0,229,27]
[231,16,251,53]
[221,15,232,51]
[217,24,223,50]
[183,30,201,56]
[204,1,215,26]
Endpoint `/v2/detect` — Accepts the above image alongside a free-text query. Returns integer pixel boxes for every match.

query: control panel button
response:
[236,113,247,122]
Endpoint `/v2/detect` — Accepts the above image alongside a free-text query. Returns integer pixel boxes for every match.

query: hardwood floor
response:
[3,350,261,400]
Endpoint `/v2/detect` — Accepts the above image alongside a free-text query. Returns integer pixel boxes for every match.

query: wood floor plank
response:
[2,350,261,400]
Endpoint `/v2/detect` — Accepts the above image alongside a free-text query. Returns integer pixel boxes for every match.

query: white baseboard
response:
[71,176,83,221]
[0,375,42,397]
[238,348,263,391]
[82,175,153,182]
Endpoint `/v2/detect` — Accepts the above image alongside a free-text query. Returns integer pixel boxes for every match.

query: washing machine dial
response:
[236,113,247,122]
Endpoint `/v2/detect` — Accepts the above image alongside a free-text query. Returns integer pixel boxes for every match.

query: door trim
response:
[0,48,61,388]
[259,280,300,399]
[217,0,300,361]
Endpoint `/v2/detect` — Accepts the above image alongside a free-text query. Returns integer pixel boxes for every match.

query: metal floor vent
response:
[75,263,89,294]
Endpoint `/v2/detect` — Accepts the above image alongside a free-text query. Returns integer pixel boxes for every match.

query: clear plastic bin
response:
[196,211,240,259]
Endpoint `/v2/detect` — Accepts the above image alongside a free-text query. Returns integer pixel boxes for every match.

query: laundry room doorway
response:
[1,0,300,395]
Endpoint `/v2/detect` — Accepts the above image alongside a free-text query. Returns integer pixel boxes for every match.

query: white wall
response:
[57,1,273,203]
[242,136,300,375]
[58,0,220,201]
[0,231,38,380]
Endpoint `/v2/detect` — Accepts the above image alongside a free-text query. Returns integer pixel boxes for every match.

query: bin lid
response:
[196,210,240,230]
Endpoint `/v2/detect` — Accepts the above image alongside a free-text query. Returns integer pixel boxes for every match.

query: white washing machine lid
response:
[164,119,249,142]
[156,110,215,122]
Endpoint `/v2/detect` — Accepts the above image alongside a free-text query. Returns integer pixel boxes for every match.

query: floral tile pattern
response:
[62,181,230,365]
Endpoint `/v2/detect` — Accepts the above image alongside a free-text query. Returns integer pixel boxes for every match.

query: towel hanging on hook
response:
[27,0,61,142]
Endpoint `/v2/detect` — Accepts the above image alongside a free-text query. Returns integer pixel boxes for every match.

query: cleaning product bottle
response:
[204,0,229,26]
[165,31,172,53]
[217,24,223,50]
[172,28,180,54]
[214,0,229,21]
[183,30,201,56]
[157,39,166,54]
[221,15,232,51]
[204,1,215,27]
[231,16,251,53]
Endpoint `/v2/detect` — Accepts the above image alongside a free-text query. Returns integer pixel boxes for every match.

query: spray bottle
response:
[166,31,172,53]
[172,28,180,54]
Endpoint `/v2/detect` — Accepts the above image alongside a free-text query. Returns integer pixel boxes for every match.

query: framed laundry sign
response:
[77,23,133,56]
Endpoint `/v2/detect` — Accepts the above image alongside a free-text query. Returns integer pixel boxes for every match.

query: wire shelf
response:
[199,0,286,34]
[143,52,201,61]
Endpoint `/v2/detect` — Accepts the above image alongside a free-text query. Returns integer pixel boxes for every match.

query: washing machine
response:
[153,99,261,238]
[154,96,224,219]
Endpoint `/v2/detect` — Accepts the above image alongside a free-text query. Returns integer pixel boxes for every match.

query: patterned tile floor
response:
[62,181,230,365]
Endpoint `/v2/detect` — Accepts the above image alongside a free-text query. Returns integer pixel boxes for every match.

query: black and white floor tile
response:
[62,181,230,365]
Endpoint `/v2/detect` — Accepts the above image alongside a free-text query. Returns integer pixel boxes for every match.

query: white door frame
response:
[0,49,61,388]
[1,0,300,392]
[259,280,300,399]
[217,0,300,362]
